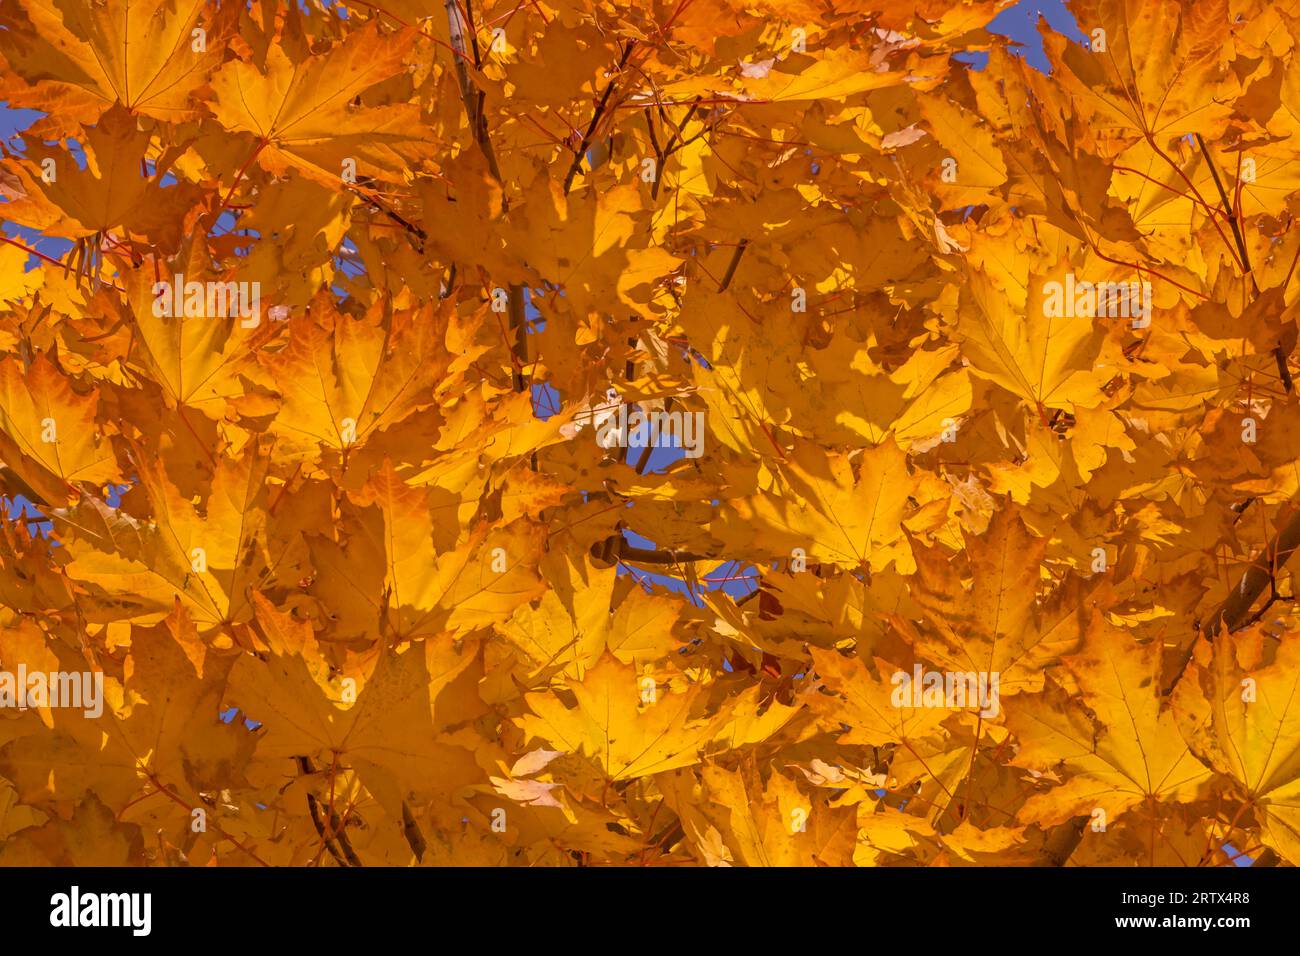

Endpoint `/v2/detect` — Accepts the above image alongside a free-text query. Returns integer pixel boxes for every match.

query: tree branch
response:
[1194,134,1293,392]
[445,0,529,394]
[1163,507,1300,696]
[717,238,749,292]
[400,800,427,862]
[1206,508,1300,638]
[562,40,637,195]
[1035,816,1087,866]
[298,756,363,867]
[590,533,711,566]
[650,97,700,200]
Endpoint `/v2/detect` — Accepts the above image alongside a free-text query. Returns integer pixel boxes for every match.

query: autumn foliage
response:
[0,0,1299,867]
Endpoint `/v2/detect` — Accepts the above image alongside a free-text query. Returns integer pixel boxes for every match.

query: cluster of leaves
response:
[0,0,1299,867]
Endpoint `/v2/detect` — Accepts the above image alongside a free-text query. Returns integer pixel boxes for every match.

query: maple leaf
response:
[0,0,232,127]
[1007,621,1212,828]
[1,0,1298,872]
[663,764,857,866]
[308,460,546,642]
[255,299,482,464]
[0,794,144,866]
[4,105,201,247]
[518,654,718,781]
[119,605,252,795]
[226,596,479,814]
[208,21,431,187]
[957,262,1111,413]
[0,351,121,504]
[910,510,1091,695]
[1174,628,1300,864]
[1048,0,1235,142]
[118,263,267,419]
[718,437,945,574]
[500,558,684,678]
[59,447,271,630]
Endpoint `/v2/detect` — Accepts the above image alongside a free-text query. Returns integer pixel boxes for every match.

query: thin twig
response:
[562,40,638,195]
[1164,507,1300,696]
[717,238,749,292]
